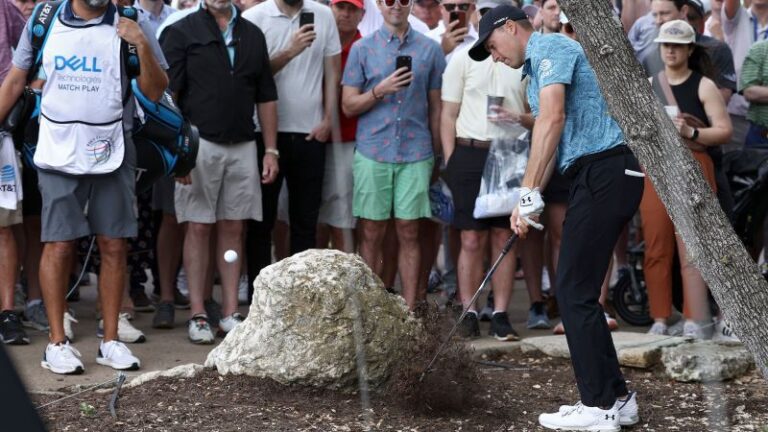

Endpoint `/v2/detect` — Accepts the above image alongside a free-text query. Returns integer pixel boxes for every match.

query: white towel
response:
[0,132,23,210]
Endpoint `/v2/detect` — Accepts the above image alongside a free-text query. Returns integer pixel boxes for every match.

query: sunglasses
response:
[381,0,412,7]
[442,2,471,11]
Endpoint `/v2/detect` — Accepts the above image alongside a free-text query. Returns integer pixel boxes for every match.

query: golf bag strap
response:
[117,6,141,79]
[656,71,678,108]
[28,0,65,82]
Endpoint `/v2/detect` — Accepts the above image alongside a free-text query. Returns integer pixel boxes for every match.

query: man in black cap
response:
[469,6,642,431]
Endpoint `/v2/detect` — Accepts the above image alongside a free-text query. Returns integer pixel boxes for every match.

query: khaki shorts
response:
[0,205,22,227]
[175,138,262,224]
[318,142,356,229]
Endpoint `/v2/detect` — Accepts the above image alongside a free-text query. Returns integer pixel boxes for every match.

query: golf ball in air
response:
[224,250,238,263]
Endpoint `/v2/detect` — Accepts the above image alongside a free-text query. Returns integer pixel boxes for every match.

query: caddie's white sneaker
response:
[41,341,84,375]
[96,340,140,370]
[540,401,620,431]
[559,391,639,426]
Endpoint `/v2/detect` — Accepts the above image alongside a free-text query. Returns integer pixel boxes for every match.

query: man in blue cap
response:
[469,5,642,431]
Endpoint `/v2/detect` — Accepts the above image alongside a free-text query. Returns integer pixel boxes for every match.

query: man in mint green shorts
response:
[341,0,445,310]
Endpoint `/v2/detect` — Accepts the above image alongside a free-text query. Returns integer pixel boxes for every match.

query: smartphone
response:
[396,55,412,87]
[299,12,314,28]
[450,10,466,29]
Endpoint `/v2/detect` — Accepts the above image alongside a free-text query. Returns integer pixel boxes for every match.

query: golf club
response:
[419,233,519,382]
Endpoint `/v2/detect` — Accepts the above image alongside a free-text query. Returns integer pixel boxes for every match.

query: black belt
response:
[563,145,632,179]
[456,137,491,149]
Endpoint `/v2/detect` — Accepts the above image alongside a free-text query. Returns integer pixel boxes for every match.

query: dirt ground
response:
[34,349,768,432]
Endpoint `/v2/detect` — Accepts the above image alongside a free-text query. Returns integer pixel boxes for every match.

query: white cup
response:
[664,105,679,119]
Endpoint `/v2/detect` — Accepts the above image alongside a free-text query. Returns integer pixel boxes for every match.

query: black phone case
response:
[300,12,314,27]
[396,56,411,87]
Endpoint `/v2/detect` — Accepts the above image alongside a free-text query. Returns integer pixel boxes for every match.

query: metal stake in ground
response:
[419,234,518,382]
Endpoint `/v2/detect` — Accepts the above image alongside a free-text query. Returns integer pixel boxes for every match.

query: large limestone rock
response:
[521,332,688,368]
[662,341,754,382]
[205,249,419,390]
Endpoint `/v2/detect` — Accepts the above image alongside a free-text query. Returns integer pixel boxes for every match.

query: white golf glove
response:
[518,187,545,230]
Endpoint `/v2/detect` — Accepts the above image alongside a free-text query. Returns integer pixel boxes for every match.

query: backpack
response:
[3,0,197,188]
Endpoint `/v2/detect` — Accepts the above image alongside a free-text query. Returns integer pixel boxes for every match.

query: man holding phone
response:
[243,0,341,281]
[341,0,445,309]
[426,0,477,60]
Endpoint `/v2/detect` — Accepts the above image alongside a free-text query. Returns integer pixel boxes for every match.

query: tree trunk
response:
[558,0,768,377]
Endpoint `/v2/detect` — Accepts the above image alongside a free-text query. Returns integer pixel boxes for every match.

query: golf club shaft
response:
[420,234,518,380]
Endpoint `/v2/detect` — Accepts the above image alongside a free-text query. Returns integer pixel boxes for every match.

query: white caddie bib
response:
[34,11,125,175]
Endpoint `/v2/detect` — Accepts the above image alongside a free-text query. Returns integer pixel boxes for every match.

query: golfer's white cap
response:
[654,20,696,45]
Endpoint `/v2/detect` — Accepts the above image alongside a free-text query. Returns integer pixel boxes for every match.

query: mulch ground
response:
[33,349,768,432]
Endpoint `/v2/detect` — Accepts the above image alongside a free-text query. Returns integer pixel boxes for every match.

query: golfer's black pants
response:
[556,149,643,407]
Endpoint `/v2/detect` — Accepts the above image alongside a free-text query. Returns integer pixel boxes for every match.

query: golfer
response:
[469,6,642,431]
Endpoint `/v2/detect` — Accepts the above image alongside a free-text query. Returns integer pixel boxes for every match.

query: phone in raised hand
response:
[396,55,412,87]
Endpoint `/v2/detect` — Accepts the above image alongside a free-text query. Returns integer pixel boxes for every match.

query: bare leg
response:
[458,230,489,312]
[395,219,420,309]
[96,236,128,342]
[330,227,355,253]
[417,219,440,303]
[521,228,545,304]
[40,241,74,343]
[675,236,712,323]
[23,218,43,302]
[490,228,517,312]
[0,227,19,311]
[215,220,243,317]
[184,222,213,318]
[316,223,330,249]
[157,214,182,303]
[380,221,399,288]
[358,219,387,277]
[546,203,567,292]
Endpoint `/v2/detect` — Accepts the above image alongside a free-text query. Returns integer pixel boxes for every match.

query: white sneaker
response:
[683,320,706,340]
[540,401,620,431]
[647,321,668,336]
[559,391,639,426]
[63,310,78,342]
[238,275,250,305]
[713,318,740,344]
[41,341,84,375]
[219,312,245,335]
[188,315,215,344]
[616,391,639,426]
[98,313,146,343]
[96,340,140,370]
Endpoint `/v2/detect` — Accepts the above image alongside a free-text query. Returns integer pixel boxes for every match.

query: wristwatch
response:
[265,148,280,158]
[690,128,699,141]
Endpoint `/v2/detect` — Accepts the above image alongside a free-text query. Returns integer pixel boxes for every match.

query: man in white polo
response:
[244,0,341,283]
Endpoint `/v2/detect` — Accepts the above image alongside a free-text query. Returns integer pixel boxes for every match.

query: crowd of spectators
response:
[0,0,762,376]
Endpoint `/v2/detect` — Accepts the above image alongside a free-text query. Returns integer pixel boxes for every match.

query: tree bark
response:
[558,0,768,377]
